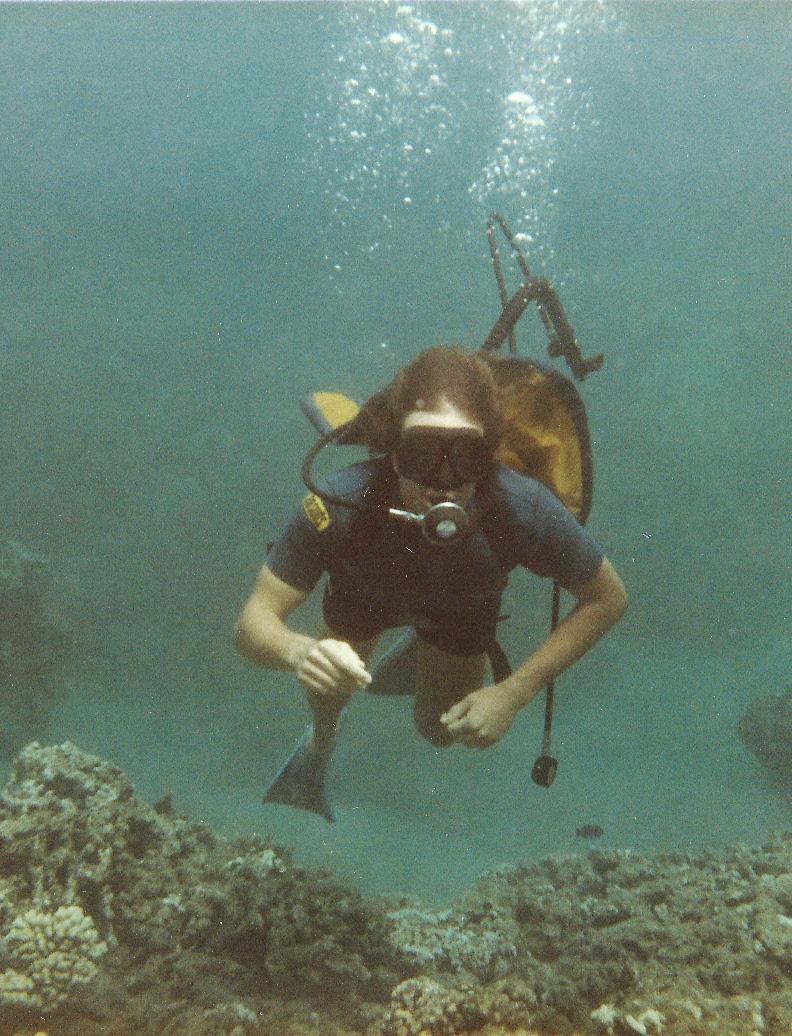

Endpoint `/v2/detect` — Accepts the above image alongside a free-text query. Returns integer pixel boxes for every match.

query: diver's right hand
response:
[291,638,372,699]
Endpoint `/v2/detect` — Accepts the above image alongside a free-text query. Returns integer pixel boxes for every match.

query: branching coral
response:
[380,976,485,1036]
[387,906,517,979]
[0,904,106,1012]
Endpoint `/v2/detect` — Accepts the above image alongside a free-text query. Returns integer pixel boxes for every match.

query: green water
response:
[0,1,789,902]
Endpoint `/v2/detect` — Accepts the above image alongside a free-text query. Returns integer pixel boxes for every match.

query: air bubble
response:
[316,1,614,266]
[506,91,537,108]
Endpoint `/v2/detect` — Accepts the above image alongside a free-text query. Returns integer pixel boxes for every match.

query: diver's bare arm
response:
[233,565,316,671]
[500,558,627,709]
[234,566,372,696]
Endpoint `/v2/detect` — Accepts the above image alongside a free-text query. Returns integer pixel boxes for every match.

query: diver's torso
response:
[321,458,518,620]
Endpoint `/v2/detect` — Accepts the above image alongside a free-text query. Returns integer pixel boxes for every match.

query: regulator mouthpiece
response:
[388,501,471,545]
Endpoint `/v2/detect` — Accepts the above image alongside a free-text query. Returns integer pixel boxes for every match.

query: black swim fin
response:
[262,721,338,823]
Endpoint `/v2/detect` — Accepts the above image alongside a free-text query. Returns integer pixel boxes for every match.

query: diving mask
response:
[393,427,493,490]
[301,421,484,545]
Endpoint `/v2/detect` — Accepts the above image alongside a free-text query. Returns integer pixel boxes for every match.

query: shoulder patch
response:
[302,493,331,532]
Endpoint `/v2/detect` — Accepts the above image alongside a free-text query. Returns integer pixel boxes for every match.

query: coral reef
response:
[459,841,792,1035]
[0,740,792,1035]
[738,688,792,789]
[0,539,69,754]
[0,741,405,1033]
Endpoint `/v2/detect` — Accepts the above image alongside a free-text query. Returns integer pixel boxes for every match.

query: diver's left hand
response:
[440,685,519,749]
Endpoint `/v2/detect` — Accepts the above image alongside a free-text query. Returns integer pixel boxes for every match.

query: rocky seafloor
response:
[0,742,790,1036]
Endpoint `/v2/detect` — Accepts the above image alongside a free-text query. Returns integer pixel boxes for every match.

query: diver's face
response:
[393,399,487,515]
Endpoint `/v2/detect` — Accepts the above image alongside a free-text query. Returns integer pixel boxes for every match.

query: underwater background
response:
[0,0,789,905]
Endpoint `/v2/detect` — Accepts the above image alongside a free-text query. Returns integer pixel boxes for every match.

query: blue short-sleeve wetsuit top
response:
[267,458,603,655]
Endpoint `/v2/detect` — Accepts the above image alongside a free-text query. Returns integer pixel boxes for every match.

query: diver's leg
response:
[366,629,419,696]
[263,632,379,821]
[413,640,487,747]
[304,625,379,750]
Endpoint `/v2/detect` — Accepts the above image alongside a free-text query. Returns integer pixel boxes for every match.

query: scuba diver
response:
[234,343,627,822]
[235,214,626,821]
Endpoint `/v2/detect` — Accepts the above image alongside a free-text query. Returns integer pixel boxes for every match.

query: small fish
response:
[575,824,604,840]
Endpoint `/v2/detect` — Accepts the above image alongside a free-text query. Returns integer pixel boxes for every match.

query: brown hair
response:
[348,346,503,453]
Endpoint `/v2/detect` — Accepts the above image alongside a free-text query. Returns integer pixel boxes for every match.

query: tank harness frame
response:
[482,213,602,787]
